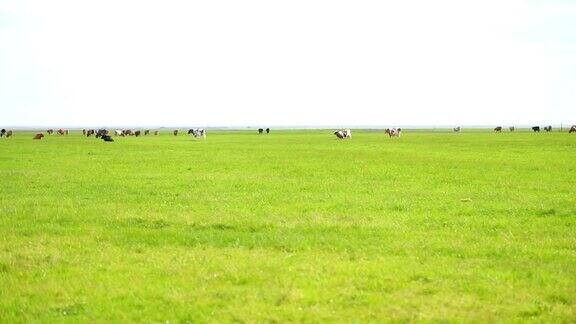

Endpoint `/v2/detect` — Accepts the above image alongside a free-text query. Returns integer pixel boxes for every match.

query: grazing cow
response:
[509,126,515,132]
[532,126,540,132]
[134,130,141,137]
[33,133,44,140]
[154,131,159,135]
[122,129,133,136]
[494,126,503,132]
[115,130,123,136]
[144,130,149,135]
[57,129,65,135]
[568,125,576,133]
[5,130,13,138]
[334,129,352,139]
[453,126,461,132]
[86,129,95,137]
[544,125,552,132]
[82,129,86,135]
[47,129,54,135]
[188,129,206,139]
[258,128,264,134]
[101,135,114,142]
[385,128,401,137]
[266,128,270,134]
[96,129,108,138]
[173,130,178,136]
[0,129,5,137]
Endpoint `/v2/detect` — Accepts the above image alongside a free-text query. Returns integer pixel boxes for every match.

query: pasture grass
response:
[0,130,575,322]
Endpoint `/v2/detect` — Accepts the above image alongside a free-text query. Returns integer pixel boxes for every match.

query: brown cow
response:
[33,133,44,140]
[494,126,502,132]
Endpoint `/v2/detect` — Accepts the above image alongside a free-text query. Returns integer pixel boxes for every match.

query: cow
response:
[5,130,13,138]
[385,128,401,137]
[33,133,44,140]
[334,129,351,139]
[57,129,65,135]
[188,129,206,139]
[86,129,95,137]
[123,129,134,136]
[101,135,114,142]
[65,129,69,135]
[134,130,141,137]
[47,129,54,135]
[82,129,87,135]
[115,130,123,136]
[544,125,552,132]
[258,128,264,134]
[96,129,108,138]
[569,125,576,133]
[453,126,461,132]
[509,126,515,132]
[144,130,150,135]
[173,130,178,136]
[532,126,540,132]
[0,129,5,137]
[154,131,159,135]
[266,128,270,134]
[494,126,503,132]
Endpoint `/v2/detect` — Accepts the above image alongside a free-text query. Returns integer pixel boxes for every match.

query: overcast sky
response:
[1,0,575,127]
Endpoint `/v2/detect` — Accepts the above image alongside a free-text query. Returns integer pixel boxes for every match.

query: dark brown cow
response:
[33,133,44,140]
[494,126,502,132]
[569,125,576,133]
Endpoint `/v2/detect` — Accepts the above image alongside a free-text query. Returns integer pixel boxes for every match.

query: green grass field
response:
[0,130,575,322]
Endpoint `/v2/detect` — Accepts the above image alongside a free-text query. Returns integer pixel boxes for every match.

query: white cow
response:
[188,128,206,139]
[115,130,123,136]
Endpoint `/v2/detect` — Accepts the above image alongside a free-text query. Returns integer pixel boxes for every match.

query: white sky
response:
[1,0,575,127]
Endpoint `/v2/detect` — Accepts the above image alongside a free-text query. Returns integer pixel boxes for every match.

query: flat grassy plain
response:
[0,130,575,322]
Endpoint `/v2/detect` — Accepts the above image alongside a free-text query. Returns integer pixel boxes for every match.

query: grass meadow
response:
[0,129,575,322]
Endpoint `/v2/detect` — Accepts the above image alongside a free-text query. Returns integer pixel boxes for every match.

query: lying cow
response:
[33,133,44,140]
[569,125,576,133]
[494,126,502,132]
[532,126,540,132]
[334,129,352,139]
[101,135,114,142]
[385,128,401,137]
[188,129,206,139]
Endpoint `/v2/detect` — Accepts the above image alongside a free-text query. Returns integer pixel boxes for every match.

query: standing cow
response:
[385,128,401,137]
[0,129,5,137]
[266,128,270,134]
[173,130,179,136]
[144,130,150,135]
[258,128,264,134]
[154,131,159,135]
[188,129,206,139]
[532,126,540,132]
[5,130,13,138]
[47,129,54,135]
[509,126,515,132]
[494,126,503,132]
[569,125,576,133]
[82,129,87,135]
[544,125,552,132]
[334,129,352,139]
[135,130,141,137]
[453,126,461,132]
